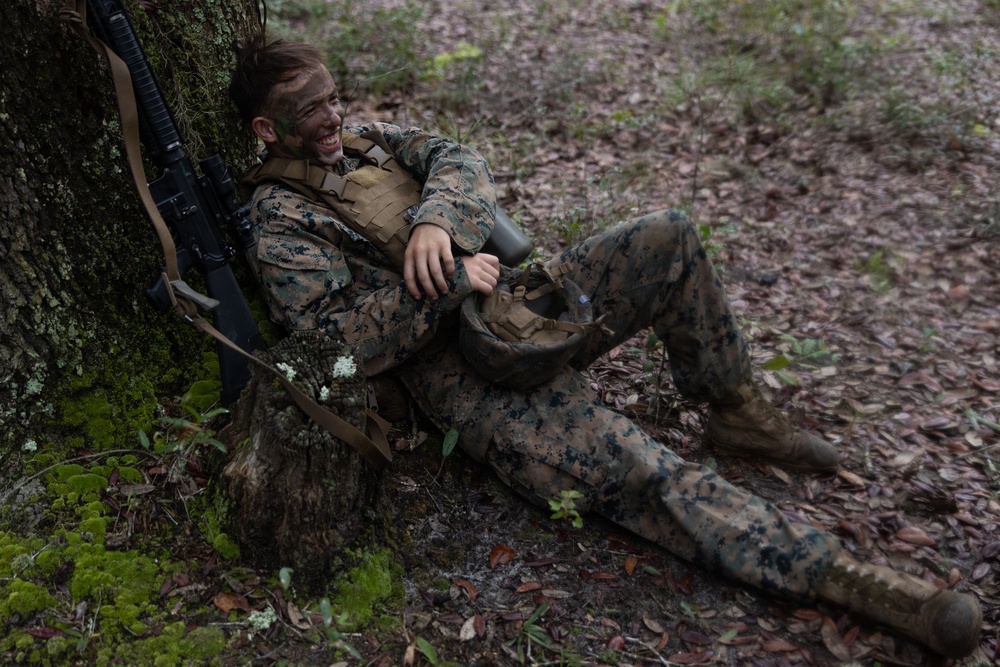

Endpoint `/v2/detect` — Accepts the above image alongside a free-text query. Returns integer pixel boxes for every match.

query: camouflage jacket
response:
[244,122,497,375]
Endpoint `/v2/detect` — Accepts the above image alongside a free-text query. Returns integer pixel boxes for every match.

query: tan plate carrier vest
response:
[240,130,421,268]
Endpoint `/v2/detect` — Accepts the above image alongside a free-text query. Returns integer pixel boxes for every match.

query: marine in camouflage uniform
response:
[246,119,837,597]
[229,39,983,657]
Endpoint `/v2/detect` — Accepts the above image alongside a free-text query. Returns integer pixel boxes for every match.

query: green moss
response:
[1,579,57,617]
[199,496,240,560]
[331,549,405,630]
[78,516,111,544]
[0,533,46,577]
[44,635,70,660]
[65,473,108,496]
[50,464,86,483]
[94,622,225,667]
[115,466,144,484]
[55,364,160,451]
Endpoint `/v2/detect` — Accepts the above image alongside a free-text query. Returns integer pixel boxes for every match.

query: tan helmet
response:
[459,262,610,389]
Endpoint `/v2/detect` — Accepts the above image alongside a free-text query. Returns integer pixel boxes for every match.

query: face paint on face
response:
[265,66,344,166]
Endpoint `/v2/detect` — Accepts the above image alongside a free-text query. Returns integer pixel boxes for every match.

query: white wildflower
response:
[319,386,330,402]
[331,355,356,378]
[22,440,38,452]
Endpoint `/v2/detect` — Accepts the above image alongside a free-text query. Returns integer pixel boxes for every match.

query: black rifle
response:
[83,0,265,405]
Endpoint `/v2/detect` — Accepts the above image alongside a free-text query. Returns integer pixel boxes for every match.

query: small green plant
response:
[698,218,736,268]
[137,398,228,484]
[316,596,363,660]
[507,603,556,662]
[413,635,465,666]
[919,326,939,352]
[762,334,840,385]
[423,42,485,110]
[441,429,459,459]
[548,489,584,529]
[549,206,589,248]
[853,248,897,293]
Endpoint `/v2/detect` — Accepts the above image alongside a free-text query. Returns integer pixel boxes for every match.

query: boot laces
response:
[829,560,924,614]
[744,383,795,436]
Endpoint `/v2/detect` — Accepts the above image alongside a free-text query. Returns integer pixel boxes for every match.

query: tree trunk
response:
[221,332,385,593]
[0,0,261,479]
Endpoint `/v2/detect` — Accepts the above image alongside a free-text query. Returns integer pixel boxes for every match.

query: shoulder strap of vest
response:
[240,129,399,200]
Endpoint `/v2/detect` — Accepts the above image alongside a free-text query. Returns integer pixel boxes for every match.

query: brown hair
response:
[229,37,327,124]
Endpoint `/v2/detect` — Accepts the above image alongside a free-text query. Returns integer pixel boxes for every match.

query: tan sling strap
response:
[241,132,423,268]
[60,0,392,469]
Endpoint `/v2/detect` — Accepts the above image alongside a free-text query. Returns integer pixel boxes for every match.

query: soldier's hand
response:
[404,223,455,299]
[461,253,500,296]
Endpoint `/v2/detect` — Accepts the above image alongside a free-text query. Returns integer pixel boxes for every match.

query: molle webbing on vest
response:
[242,132,422,268]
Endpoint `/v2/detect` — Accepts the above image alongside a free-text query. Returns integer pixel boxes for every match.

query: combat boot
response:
[705,382,838,473]
[815,551,982,658]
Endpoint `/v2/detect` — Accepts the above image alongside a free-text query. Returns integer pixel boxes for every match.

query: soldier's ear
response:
[251,116,278,143]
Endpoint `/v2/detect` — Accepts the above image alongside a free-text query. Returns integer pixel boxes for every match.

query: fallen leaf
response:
[896,526,937,546]
[972,562,991,580]
[27,627,65,640]
[667,651,714,664]
[769,465,792,484]
[454,578,478,600]
[489,544,516,569]
[756,617,780,632]
[213,592,250,614]
[761,638,798,652]
[286,602,311,630]
[515,581,542,594]
[460,615,477,641]
[681,630,711,644]
[643,612,664,633]
[972,377,1000,392]
[540,588,572,598]
[821,616,852,661]
[837,469,866,486]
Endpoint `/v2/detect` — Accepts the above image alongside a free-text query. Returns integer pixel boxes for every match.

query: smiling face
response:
[251,65,344,166]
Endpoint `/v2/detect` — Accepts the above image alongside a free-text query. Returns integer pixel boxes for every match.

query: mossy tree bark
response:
[221,332,386,593]
[0,0,261,483]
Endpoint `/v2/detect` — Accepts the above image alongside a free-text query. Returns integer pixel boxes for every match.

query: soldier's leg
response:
[553,210,837,472]
[483,369,837,596]
[481,375,982,657]
[400,352,981,657]
[552,209,750,401]
[401,348,836,595]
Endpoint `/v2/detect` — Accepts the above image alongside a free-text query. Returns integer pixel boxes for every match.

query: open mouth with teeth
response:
[318,131,340,149]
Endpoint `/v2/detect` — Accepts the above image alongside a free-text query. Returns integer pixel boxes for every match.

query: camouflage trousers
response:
[398,210,839,597]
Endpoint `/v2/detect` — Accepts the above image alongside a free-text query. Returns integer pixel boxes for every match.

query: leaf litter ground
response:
[334,0,1000,664]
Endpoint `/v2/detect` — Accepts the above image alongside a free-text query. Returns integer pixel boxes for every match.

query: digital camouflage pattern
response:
[245,122,840,597]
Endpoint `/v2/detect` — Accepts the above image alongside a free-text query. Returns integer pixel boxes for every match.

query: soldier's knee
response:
[627,209,697,252]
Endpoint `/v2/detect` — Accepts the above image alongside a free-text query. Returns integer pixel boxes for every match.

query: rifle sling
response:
[188,314,393,470]
[61,0,393,470]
